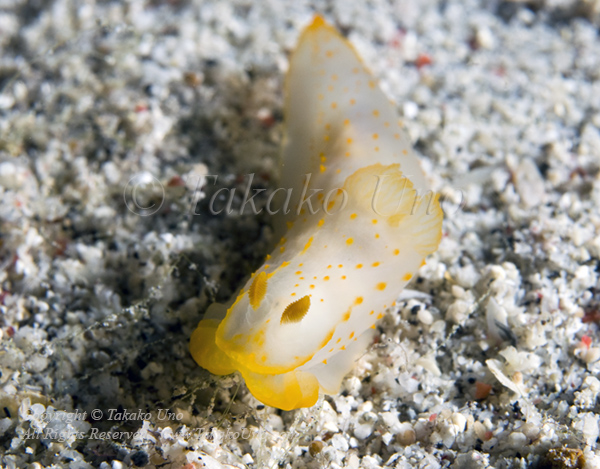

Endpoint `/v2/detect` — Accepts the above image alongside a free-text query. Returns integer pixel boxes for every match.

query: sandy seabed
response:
[1,0,600,468]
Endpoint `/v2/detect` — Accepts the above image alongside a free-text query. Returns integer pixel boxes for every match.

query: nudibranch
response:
[189,15,443,410]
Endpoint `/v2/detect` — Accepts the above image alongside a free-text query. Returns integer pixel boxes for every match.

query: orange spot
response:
[369,310,375,315]
[346,238,354,245]
[356,264,363,269]
[322,359,328,365]
[393,249,400,255]
[327,265,332,269]
[402,149,408,155]
[336,337,341,344]
[420,259,426,267]
[375,146,379,152]
[320,164,326,173]
[372,262,380,267]
[394,133,400,139]
[324,276,330,281]
[375,234,380,239]
[310,285,315,289]
[376,313,383,319]
[350,213,357,219]
[318,219,325,227]
[341,275,346,279]
[331,102,337,109]
[344,118,350,125]
[324,135,329,141]
[295,271,302,275]
[308,15,326,29]
[347,138,353,144]
[376,282,387,290]
[327,201,335,211]
[338,264,343,268]
[342,311,351,321]
[349,332,355,339]
[373,110,380,117]
[372,219,378,224]
[345,152,351,157]
[340,345,346,350]
[280,246,285,253]
[355,297,363,304]
[350,98,356,105]
[368,80,376,89]
[326,50,334,58]
[331,74,338,80]
[403,273,413,281]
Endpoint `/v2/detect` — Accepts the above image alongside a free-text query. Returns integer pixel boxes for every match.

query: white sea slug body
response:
[189,16,443,410]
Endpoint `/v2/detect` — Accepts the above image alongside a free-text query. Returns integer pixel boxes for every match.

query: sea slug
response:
[189,15,443,410]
